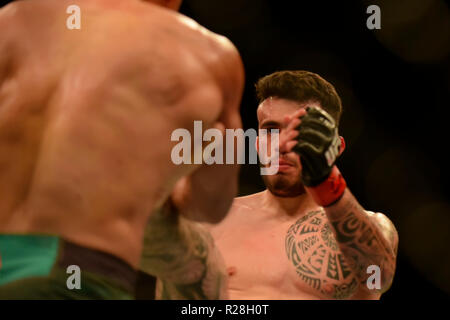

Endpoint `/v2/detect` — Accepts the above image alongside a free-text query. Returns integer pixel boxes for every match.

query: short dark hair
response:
[255,70,343,125]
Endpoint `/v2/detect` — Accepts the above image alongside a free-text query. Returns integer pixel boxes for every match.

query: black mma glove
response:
[294,106,346,206]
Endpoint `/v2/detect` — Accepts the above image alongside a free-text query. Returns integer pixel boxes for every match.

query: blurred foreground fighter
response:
[0,0,243,299]
[205,71,398,299]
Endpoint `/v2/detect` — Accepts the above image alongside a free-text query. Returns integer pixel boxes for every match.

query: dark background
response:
[176,0,450,300]
[3,0,449,300]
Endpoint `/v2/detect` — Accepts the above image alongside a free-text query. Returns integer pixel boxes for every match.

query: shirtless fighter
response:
[206,70,399,299]
[0,0,243,299]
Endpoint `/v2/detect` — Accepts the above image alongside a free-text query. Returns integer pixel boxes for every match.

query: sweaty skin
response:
[0,0,243,268]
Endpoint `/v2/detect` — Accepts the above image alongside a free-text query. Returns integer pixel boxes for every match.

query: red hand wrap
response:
[305,166,346,207]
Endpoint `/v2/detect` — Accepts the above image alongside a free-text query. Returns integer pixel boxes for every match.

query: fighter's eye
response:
[265,128,280,136]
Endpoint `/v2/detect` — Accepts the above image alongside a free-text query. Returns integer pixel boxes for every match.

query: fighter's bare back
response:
[0,0,243,267]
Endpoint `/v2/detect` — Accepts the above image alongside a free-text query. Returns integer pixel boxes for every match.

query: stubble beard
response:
[262,174,306,197]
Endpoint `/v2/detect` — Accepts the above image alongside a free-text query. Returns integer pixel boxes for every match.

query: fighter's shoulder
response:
[204,193,263,236]
[139,7,243,80]
[0,0,57,19]
[364,211,396,231]
[0,0,62,35]
[365,211,399,254]
[164,12,241,68]
[0,1,24,31]
[205,29,241,65]
[172,13,239,55]
[230,192,265,213]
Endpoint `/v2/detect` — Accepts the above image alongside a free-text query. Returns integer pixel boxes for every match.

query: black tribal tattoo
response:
[328,208,397,288]
[285,210,358,299]
[323,190,398,294]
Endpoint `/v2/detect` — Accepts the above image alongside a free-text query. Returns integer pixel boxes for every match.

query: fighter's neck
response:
[261,189,319,219]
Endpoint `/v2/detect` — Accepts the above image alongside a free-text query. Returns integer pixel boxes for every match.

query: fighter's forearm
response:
[182,104,242,224]
[324,189,397,292]
[140,201,228,299]
[178,163,239,224]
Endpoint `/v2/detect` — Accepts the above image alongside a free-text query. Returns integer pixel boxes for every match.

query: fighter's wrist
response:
[305,165,347,207]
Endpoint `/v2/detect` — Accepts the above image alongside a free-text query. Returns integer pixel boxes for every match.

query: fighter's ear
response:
[339,136,346,156]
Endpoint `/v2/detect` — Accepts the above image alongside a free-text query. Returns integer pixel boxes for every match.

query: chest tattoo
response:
[285,210,358,298]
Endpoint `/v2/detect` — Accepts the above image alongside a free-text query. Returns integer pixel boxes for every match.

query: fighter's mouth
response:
[278,159,294,167]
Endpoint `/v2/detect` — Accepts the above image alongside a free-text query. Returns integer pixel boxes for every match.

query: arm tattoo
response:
[325,191,398,293]
[140,201,228,299]
[285,210,358,299]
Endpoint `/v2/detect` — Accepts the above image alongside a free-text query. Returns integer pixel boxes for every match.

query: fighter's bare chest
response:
[219,210,356,299]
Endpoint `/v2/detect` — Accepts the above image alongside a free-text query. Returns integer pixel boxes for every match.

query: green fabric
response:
[0,235,59,286]
[0,267,133,300]
[0,235,133,299]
